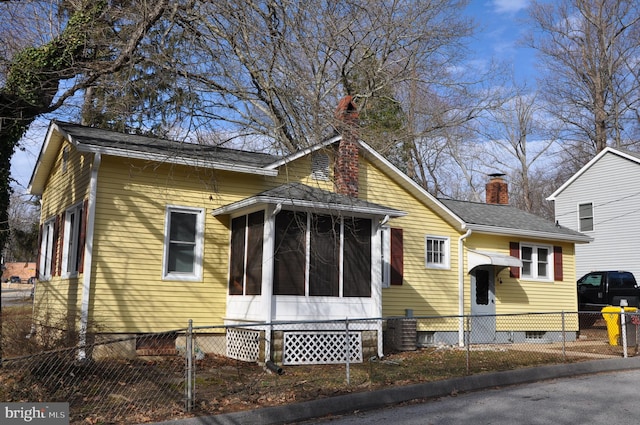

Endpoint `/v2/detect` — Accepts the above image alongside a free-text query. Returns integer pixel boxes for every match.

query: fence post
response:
[465,315,470,375]
[345,317,350,385]
[561,311,566,362]
[621,307,628,358]
[185,319,194,411]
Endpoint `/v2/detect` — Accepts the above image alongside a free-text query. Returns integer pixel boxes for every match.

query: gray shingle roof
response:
[55,121,279,169]
[439,198,591,242]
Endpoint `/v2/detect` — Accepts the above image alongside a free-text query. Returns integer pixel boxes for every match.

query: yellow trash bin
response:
[601,306,638,345]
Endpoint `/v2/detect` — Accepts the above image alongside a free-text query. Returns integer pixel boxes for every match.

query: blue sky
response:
[10,0,537,194]
[465,0,536,84]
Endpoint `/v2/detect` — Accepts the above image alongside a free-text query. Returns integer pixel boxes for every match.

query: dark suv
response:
[578,271,640,311]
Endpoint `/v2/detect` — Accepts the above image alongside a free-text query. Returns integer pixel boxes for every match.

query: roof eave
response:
[212,195,408,217]
[77,145,278,176]
[465,224,593,244]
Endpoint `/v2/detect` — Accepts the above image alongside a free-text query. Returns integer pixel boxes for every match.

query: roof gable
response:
[547,147,640,201]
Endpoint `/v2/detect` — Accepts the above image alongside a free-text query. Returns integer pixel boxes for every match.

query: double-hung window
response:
[62,203,84,276]
[39,218,56,280]
[578,202,594,232]
[520,243,552,280]
[425,235,450,269]
[163,206,204,281]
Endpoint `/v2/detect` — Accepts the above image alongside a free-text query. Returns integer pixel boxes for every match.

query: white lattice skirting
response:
[283,331,363,365]
[226,328,260,362]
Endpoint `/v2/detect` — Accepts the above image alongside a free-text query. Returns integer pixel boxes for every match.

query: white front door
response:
[470,267,496,343]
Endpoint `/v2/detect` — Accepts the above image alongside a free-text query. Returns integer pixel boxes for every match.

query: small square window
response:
[520,243,552,280]
[425,236,450,269]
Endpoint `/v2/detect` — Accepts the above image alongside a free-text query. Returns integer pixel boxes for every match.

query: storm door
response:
[470,266,496,343]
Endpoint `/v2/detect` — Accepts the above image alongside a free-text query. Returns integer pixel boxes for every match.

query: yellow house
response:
[28,106,590,363]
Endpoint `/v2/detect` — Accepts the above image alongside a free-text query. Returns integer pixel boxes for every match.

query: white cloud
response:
[491,0,529,14]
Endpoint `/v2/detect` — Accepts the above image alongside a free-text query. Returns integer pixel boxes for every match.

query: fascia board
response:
[547,147,617,201]
[465,224,593,244]
[264,135,341,170]
[357,140,466,230]
[75,144,278,176]
[28,121,66,195]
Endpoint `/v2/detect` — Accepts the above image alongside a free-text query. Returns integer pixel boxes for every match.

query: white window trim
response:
[61,202,83,277]
[39,217,55,280]
[162,205,205,282]
[520,242,553,282]
[577,201,594,232]
[425,235,450,270]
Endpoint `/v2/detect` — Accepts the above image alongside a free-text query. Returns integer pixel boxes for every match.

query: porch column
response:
[262,204,278,360]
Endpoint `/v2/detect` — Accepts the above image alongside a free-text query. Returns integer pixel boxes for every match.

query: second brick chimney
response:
[334,96,360,198]
[486,173,509,205]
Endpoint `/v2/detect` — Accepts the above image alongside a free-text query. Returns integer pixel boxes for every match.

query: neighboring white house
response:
[547,147,640,279]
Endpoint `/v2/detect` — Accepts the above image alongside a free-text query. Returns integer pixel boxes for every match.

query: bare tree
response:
[156,0,485,153]
[527,0,640,163]
[0,0,173,256]
[476,89,559,216]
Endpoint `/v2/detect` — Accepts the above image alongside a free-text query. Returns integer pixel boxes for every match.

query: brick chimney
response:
[486,173,509,205]
[334,96,360,198]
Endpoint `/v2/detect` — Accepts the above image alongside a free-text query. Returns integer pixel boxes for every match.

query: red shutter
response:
[553,246,563,281]
[390,228,403,285]
[509,242,520,278]
[56,212,66,276]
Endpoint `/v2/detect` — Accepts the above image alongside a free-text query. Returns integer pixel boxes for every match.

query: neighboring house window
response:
[520,243,552,280]
[229,211,264,295]
[62,202,85,276]
[425,235,450,269]
[311,152,330,181]
[163,206,204,281]
[381,227,404,288]
[38,218,56,280]
[273,210,372,297]
[578,202,594,232]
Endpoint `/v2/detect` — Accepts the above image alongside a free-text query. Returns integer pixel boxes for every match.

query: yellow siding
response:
[35,137,580,334]
[90,158,234,332]
[466,233,578,315]
[358,158,462,317]
[466,234,578,332]
[34,140,91,329]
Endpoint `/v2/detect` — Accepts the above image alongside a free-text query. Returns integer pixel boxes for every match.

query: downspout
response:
[78,153,101,360]
[458,228,472,347]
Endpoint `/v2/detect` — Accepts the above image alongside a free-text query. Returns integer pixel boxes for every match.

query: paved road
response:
[308,369,640,424]
[1,287,32,307]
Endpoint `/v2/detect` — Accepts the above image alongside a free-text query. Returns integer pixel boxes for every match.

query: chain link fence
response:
[2,310,638,424]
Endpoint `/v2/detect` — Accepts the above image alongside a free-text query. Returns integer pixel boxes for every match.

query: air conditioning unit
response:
[386,318,417,351]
